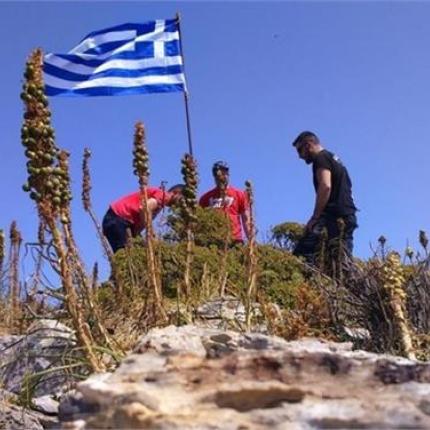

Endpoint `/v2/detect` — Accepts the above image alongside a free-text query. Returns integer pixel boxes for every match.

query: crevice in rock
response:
[214,387,305,412]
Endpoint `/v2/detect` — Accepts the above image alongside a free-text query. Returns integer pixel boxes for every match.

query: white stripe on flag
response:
[44,54,183,74]
[153,21,165,58]
[135,30,179,43]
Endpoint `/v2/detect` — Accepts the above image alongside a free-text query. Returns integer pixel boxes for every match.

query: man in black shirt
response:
[292,131,357,264]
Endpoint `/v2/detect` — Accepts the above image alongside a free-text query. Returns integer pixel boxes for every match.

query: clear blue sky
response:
[1,1,429,278]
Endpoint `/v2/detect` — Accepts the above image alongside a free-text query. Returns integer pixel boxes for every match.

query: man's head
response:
[292,131,322,164]
[212,161,230,188]
[166,184,184,206]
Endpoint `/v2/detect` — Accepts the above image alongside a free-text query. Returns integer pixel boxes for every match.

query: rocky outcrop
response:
[0,319,79,429]
[60,325,430,429]
[0,319,76,398]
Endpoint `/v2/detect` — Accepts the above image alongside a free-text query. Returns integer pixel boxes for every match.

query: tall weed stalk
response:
[132,121,166,322]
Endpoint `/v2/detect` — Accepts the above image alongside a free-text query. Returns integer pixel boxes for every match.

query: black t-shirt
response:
[312,150,356,216]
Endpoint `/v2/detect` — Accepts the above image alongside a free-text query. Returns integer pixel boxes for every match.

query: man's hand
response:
[305,216,319,232]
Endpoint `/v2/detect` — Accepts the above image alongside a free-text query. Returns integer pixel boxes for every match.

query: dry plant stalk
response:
[82,148,113,261]
[21,49,103,372]
[244,180,257,331]
[59,150,116,354]
[0,229,5,275]
[8,221,22,329]
[133,121,166,321]
[382,252,415,359]
[81,147,121,300]
[335,218,345,284]
[31,221,45,295]
[180,154,198,302]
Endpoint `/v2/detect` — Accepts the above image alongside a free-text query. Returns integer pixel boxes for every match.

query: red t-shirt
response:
[110,187,168,234]
[199,186,248,241]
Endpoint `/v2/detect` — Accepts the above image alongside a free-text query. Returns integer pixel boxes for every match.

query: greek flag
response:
[43,19,187,97]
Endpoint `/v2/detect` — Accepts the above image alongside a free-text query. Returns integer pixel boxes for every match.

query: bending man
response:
[102,185,183,253]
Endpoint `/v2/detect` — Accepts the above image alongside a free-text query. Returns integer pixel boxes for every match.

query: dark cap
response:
[212,160,229,175]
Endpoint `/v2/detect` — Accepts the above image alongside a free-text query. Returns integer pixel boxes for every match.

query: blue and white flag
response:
[44,19,187,97]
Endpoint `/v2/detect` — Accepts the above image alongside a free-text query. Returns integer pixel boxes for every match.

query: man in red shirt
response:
[199,161,250,244]
[102,185,183,253]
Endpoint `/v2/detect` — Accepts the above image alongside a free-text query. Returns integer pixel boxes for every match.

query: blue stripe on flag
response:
[44,63,184,81]
[164,19,178,33]
[45,83,185,97]
[164,40,180,57]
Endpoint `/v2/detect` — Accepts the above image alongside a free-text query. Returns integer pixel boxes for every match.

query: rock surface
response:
[0,320,78,429]
[0,396,58,430]
[0,319,77,397]
[59,325,430,429]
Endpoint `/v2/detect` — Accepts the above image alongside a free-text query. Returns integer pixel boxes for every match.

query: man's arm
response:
[138,197,160,232]
[307,168,331,230]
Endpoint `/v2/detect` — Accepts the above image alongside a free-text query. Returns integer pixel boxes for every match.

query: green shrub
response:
[164,206,232,248]
[110,240,306,310]
[271,221,305,252]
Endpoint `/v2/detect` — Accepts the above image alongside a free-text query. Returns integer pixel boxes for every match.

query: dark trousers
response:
[102,208,133,253]
[293,213,357,265]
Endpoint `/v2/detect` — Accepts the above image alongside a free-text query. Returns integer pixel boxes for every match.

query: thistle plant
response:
[378,235,387,260]
[382,252,415,359]
[132,121,166,321]
[82,148,92,213]
[81,148,113,261]
[180,153,198,301]
[180,154,198,225]
[419,230,428,255]
[405,246,414,264]
[244,180,257,331]
[133,121,150,188]
[21,49,102,371]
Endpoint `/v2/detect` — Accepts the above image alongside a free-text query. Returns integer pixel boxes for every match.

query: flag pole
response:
[176,12,194,156]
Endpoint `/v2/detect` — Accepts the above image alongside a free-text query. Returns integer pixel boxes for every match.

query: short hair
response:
[212,160,229,176]
[292,131,319,147]
[168,184,185,193]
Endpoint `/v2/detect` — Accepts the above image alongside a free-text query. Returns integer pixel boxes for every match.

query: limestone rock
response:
[0,397,58,430]
[195,295,262,331]
[0,319,77,397]
[60,325,430,429]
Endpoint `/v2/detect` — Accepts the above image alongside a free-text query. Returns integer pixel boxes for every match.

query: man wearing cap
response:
[102,184,183,253]
[199,161,250,244]
[292,131,358,263]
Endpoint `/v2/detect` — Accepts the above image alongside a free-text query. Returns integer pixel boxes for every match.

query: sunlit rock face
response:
[59,325,430,429]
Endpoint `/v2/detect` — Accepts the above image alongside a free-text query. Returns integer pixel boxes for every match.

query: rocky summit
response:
[58,325,430,429]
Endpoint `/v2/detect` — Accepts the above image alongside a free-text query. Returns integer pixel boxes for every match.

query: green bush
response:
[164,206,232,248]
[111,239,306,310]
[270,221,305,252]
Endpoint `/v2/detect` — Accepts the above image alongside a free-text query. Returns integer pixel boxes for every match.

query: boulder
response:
[59,325,430,429]
[0,319,77,397]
